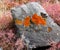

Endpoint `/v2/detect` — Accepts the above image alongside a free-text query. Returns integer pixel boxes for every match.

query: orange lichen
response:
[23,16,30,27]
[31,13,40,25]
[47,27,52,32]
[38,16,46,25]
[15,19,22,25]
[15,14,46,27]
[31,13,46,25]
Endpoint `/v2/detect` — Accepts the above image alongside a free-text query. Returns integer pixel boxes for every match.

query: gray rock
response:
[11,2,60,48]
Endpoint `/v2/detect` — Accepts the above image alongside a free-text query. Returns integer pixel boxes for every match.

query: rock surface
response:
[11,2,60,48]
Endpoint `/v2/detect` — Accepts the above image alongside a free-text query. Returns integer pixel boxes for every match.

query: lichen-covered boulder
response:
[11,2,60,48]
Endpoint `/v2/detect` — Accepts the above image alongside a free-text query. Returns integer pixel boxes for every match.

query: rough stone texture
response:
[11,2,60,48]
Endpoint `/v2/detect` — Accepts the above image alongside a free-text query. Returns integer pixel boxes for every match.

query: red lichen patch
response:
[23,16,30,27]
[31,13,46,25]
